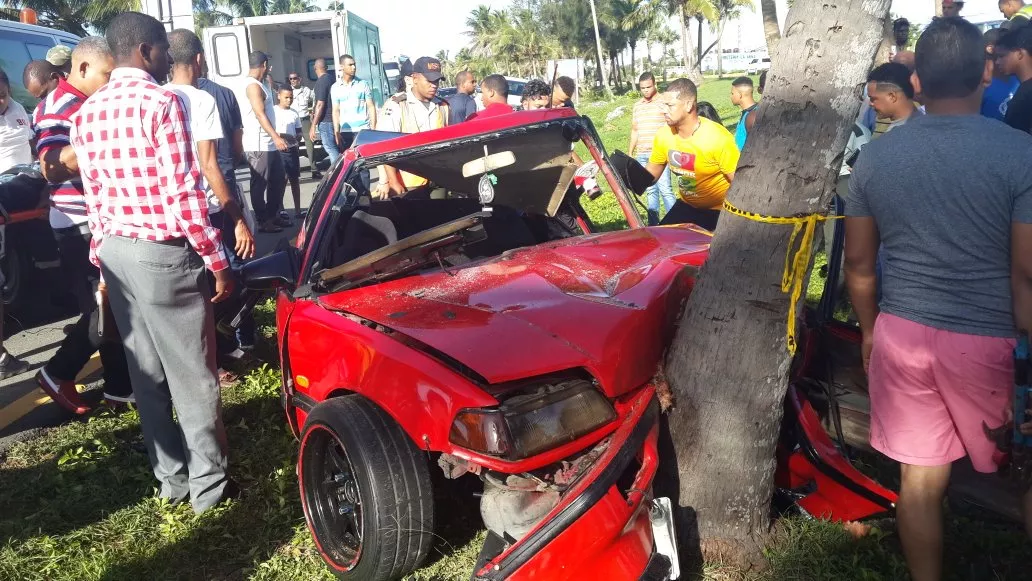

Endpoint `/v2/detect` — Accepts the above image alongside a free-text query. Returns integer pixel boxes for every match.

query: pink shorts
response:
[868,313,1013,473]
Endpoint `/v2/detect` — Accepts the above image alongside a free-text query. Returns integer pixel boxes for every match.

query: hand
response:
[97,281,107,294]
[211,268,236,304]
[309,126,318,143]
[234,219,256,260]
[373,182,391,200]
[861,332,874,375]
[273,135,289,152]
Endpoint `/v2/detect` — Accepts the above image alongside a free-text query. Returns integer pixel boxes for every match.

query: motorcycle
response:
[0,164,61,312]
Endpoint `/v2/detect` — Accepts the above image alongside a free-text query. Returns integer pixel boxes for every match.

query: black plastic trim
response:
[639,552,672,581]
[476,396,659,580]
[293,392,317,414]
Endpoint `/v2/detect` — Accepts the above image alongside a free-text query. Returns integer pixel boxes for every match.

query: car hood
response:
[318,225,711,398]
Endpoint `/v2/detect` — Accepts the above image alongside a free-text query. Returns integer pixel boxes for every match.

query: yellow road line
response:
[0,352,101,432]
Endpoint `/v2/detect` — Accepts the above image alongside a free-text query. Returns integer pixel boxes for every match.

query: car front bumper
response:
[474,386,671,581]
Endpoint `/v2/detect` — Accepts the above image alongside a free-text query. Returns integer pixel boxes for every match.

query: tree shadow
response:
[653,412,706,580]
[417,468,487,569]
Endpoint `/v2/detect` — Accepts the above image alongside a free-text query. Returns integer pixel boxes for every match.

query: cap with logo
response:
[413,57,443,82]
[46,45,72,67]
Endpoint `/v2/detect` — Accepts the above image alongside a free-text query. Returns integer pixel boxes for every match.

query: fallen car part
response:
[648,497,680,581]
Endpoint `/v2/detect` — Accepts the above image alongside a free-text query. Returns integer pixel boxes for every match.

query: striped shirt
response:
[633,97,666,154]
[32,78,88,228]
[71,67,227,272]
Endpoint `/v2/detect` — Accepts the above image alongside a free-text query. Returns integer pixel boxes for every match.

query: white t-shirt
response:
[235,77,275,152]
[171,83,225,213]
[274,106,301,146]
[0,100,34,174]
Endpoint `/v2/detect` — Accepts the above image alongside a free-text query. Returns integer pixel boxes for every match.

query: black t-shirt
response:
[197,78,243,173]
[446,92,477,124]
[1005,78,1032,134]
[313,72,334,124]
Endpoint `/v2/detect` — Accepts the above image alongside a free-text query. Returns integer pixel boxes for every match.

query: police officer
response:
[1000,0,1032,29]
[375,56,450,198]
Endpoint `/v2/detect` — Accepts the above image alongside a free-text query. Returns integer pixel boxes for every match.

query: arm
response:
[628,110,639,155]
[332,100,341,146]
[366,96,377,129]
[311,99,327,141]
[197,139,254,259]
[39,144,79,183]
[745,110,758,132]
[844,216,881,372]
[247,83,288,151]
[232,128,244,165]
[719,135,741,183]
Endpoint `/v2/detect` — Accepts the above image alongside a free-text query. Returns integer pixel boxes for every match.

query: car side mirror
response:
[241,249,298,290]
[610,150,654,196]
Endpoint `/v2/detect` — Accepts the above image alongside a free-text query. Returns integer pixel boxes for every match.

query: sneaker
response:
[0,352,30,380]
[237,342,255,352]
[258,221,283,233]
[36,368,90,415]
[103,392,136,404]
[274,216,293,227]
[311,171,323,180]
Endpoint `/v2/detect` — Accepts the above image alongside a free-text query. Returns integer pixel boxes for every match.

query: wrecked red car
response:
[241,108,899,580]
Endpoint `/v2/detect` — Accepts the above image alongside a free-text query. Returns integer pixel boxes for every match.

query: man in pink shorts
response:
[845,17,1032,581]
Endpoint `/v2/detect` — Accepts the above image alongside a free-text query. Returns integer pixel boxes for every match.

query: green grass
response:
[1,80,1029,580]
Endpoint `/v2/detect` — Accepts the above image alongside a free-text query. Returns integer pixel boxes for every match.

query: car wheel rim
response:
[301,426,364,570]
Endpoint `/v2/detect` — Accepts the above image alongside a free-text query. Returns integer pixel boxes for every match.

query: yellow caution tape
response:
[721,200,842,355]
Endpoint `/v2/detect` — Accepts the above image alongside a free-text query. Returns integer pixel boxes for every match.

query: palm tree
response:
[710,0,753,75]
[1,0,136,35]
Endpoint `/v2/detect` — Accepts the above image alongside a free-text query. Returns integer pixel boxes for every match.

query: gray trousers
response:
[301,117,316,173]
[98,236,229,513]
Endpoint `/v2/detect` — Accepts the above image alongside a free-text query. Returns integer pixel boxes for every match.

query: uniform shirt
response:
[312,72,335,125]
[70,67,227,272]
[846,113,1032,337]
[235,76,276,152]
[0,99,33,174]
[31,78,88,229]
[871,107,923,139]
[170,83,225,214]
[632,96,665,155]
[274,105,301,147]
[380,91,448,188]
[197,78,243,174]
[330,77,371,132]
[291,85,314,119]
[648,118,739,209]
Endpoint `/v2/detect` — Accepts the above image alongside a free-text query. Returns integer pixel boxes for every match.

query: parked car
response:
[746,57,771,75]
[0,18,79,112]
[241,107,898,580]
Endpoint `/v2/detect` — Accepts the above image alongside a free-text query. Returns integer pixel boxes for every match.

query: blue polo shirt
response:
[330,77,371,132]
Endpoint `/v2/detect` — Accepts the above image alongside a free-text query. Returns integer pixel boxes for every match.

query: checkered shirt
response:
[71,67,228,272]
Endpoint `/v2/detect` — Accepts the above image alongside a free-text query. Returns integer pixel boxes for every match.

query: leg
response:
[55,226,94,316]
[897,463,951,581]
[636,152,660,226]
[657,165,676,217]
[267,151,287,223]
[246,151,270,227]
[100,237,229,512]
[301,118,318,177]
[318,121,340,165]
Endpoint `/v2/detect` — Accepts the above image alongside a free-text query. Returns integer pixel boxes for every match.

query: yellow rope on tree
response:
[721,200,843,355]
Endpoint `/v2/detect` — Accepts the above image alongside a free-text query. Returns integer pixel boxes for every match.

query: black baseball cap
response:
[413,56,444,82]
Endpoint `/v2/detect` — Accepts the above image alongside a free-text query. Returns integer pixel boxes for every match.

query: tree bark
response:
[761,0,781,54]
[657,0,892,564]
[680,6,692,72]
[935,0,944,17]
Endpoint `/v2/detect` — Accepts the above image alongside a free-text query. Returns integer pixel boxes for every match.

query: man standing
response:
[377,56,449,197]
[1001,0,1032,29]
[730,76,758,150]
[845,18,1032,581]
[996,25,1032,133]
[45,45,72,77]
[288,71,319,180]
[235,51,289,233]
[71,11,236,513]
[468,74,512,119]
[629,72,674,225]
[983,28,1020,122]
[644,78,739,231]
[866,62,922,138]
[330,54,376,152]
[447,70,478,124]
[32,37,132,413]
[309,58,338,165]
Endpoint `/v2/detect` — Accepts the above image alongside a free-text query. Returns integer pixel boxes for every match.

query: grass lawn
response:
[2,78,1029,580]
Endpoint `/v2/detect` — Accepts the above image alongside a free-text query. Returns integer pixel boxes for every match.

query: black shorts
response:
[280,147,301,181]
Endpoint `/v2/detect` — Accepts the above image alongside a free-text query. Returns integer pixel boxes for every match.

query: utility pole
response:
[589,0,611,98]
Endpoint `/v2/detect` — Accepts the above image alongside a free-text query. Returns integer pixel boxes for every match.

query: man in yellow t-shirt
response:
[645,78,739,230]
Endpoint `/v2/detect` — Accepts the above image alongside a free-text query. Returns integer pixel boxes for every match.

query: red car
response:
[242,108,896,580]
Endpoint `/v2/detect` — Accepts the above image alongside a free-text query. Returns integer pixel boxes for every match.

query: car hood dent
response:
[319,226,711,396]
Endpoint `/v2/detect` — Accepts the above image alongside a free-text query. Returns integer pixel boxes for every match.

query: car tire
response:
[299,395,435,581]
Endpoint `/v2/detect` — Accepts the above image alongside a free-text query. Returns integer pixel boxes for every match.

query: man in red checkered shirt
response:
[70,12,238,513]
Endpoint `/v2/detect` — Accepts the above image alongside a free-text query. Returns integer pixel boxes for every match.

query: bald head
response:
[22,60,60,101]
[314,58,327,74]
[69,36,115,97]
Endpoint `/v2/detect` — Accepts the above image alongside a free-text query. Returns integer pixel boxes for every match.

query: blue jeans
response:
[318,121,340,166]
[638,152,675,225]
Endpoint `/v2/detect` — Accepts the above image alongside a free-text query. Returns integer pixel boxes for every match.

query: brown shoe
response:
[36,369,90,415]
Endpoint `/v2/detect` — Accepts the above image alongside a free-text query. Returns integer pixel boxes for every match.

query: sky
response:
[334,0,1008,64]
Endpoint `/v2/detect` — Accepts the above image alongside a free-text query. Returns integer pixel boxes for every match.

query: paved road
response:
[0,169,322,453]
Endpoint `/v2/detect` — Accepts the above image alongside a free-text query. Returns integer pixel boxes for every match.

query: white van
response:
[203,11,389,107]
[0,20,79,111]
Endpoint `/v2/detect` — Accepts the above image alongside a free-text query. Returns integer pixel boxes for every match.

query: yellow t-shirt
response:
[648,118,739,209]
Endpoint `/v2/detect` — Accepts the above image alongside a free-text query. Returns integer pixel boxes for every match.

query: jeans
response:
[318,121,340,166]
[637,152,675,226]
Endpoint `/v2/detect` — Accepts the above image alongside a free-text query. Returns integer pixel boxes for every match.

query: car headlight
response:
[449,377,617,460]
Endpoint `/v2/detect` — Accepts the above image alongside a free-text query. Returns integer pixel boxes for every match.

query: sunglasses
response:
[288,76,300,80]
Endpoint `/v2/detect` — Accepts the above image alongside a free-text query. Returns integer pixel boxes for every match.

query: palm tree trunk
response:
[680,6,691,71]
[761,0,781,54]
[630,44,636,83]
